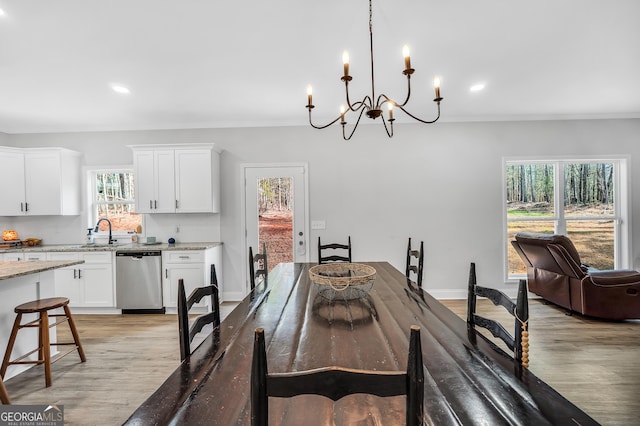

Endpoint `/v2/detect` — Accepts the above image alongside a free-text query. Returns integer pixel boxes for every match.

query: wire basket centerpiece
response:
[309,263,376,301]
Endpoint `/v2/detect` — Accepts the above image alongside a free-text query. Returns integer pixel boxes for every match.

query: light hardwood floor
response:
[3,300,639,425]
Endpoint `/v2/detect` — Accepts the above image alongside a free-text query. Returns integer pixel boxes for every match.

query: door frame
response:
[240,163,310,293]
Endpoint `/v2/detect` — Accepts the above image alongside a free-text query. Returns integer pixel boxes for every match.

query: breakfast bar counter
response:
[0,260,84,280]
[126,262,598,425]
[0,259,83,379]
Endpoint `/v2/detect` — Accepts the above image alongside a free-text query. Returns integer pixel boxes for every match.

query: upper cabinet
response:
[131,144,221,214]
[0,147,81,216]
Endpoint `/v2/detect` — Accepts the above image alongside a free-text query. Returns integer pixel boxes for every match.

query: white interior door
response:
[243,164,308,290]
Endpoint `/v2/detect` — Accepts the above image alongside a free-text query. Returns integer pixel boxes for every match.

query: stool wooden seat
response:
[1,297,86,388]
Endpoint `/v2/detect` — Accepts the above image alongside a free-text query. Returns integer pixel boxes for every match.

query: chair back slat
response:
[318,236,352,264]
[178,264,221,361]
[249,243,268,291]
[405,238,424,288]
[251,325,423,426]
[467,262,529,366]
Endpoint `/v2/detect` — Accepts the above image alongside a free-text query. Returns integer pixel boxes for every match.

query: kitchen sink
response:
[72,243,127,248]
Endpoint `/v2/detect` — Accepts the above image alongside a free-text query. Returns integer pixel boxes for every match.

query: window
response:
[90,169,142,233]
[504,158,629,279]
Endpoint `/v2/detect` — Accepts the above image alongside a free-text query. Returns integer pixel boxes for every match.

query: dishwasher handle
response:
[116,251,161,258]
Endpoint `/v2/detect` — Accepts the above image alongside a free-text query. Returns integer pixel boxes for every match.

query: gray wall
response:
[4,118,640,299]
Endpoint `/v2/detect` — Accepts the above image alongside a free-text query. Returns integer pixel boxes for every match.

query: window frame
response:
[86,166,142,237]
[503,156,631,281]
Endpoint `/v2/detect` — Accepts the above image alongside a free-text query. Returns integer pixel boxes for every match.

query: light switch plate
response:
[311,220,326,230]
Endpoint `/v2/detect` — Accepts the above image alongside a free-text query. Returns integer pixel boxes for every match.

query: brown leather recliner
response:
[511,232,640,320]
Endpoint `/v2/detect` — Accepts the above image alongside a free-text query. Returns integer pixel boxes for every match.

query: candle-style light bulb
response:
[342,51,350,78]
[434,77,441,99]
[402,45,411,70]
[307,85,313,107]
[387,103,394,121]
[340,104,346,122]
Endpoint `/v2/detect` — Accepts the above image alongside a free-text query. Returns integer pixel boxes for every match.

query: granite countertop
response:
[1,242,223,253]
[0,260,85,280]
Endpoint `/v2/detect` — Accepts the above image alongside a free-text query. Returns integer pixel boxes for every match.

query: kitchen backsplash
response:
[0,213,220,245]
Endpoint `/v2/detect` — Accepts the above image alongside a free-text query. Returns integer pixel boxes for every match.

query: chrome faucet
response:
[94,218,114,244]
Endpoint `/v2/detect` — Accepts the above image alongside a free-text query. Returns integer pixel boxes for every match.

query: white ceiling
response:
[0,0,639,134]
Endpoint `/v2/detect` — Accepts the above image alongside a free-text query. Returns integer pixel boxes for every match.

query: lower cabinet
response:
[162,247,221,312]
[46,251,115,308]
[1,252,46,261]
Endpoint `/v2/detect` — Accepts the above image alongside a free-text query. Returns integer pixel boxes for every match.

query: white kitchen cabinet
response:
[133,149,176,213]
[162,247,221,312]
[131,144,220,214]
[46,251,115,308]
[0,147,81,216]
[3,252,47,262]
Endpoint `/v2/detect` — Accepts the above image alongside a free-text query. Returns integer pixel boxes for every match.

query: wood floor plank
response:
[2,299,638,425]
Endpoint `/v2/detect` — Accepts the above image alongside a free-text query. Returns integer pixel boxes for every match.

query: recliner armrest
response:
[588,270,640,286]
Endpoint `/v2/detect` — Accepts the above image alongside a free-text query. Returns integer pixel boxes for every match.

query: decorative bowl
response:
[309,263,376,301]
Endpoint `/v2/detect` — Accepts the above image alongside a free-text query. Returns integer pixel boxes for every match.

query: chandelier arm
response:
[347,99,370,113]
[396,74,412,107]
[342,107,368,141]
[380,115,394,138]
[376,94,398,110]
[396,103,441,124]
[308,109,344,130]
[345,83,373,112]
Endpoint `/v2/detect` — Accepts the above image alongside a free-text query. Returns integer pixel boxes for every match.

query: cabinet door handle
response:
[175,199,178,209]
[20,202,24,212]
[78,269,81,279]
[154,200,157,209]
[150,200,153,209]
[74,269,77,279]
[25,202,29,212]
[179,256,190,259]
[165,269,168,279]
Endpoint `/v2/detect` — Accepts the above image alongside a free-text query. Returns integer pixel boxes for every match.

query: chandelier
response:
[305,0,443,140]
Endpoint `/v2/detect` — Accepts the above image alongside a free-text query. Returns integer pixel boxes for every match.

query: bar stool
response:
[1,297,86,387]
[0,375,9,404]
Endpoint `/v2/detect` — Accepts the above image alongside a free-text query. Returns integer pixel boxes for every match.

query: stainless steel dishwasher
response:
[116,251,164,314]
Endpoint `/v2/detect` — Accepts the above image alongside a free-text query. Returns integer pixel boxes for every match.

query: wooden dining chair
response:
[405,238,424,288]
[178,264,221,361]
[251,325,424,426]
[249,243,268,291]
[318,236,352,264]
[466,262,530,367]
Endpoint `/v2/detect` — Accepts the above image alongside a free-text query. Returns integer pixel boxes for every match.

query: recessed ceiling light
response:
[470,83,485,92]
[111,84,130,94]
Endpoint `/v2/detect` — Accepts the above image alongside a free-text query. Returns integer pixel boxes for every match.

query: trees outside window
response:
[91,170,142,232]
[505,158,627,278]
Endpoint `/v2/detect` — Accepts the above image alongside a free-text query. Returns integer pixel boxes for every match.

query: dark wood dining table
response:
[125,262,599,425]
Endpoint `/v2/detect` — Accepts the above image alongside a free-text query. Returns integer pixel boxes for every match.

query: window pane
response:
[566,220,614,270]
[506,164,555,218]
[507,220,555,275]
[564,163,614,217]
[96,204,142,232]
[96,173,135,203]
